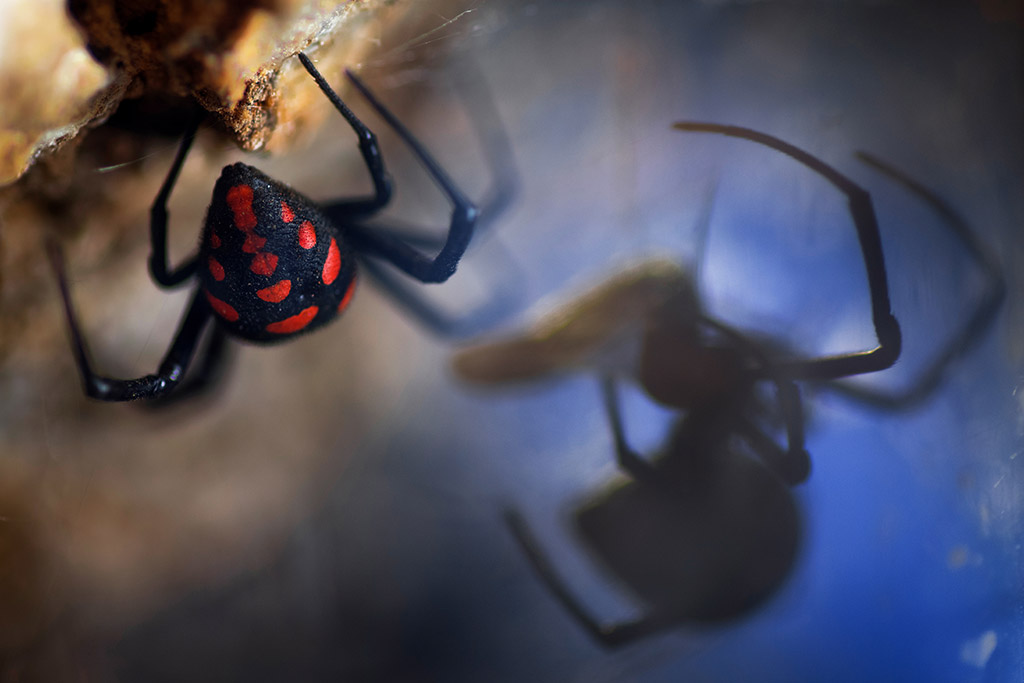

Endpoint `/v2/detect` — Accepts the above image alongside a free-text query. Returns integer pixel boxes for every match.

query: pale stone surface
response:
[0,0,114,185]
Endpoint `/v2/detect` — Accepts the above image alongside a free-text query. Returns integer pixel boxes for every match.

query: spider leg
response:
[600,375,659,481]
[149,110,202,288]
[49,240,212,401]
[352,56,519,248]
[504,508,674,648]
[141,323,233,408]
[828,153,1005,410]
[674,123,902,381]
[698,315,810,483]
[342,63,520,336]
[336,69,478,284]
[299,53,393,217]
[735,411,810,485]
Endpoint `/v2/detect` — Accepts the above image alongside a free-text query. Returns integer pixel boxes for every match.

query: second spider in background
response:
[453,123,1004,647]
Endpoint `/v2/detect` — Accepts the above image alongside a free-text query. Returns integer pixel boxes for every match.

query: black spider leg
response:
[671,171,808,481]
[299,54,478,283]
[503,508,677,649]
[827,152,1006,410]
[140,324,233,408]
[49,239,212,401]
[299,53,392,218]
[355,59,520,249]
[698,316,811,484]
[673,123,902,381]
[599,374,659,481]
[355,66,521,336]
[503,374,717,648]
[149,111,202,287]
[305,53,518,336]
[143,110,238,404]
[49,114,213,401]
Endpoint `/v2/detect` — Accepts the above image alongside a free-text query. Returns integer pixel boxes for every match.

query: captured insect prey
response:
[453,124,1003,648]
[48,52,516,403]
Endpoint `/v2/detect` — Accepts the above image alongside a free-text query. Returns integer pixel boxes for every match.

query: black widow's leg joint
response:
[830,151,1003,409]
[846,186,902,372]
[49,235,211,402]
[340,67,480,284]
[298,53,393,212]
[143,325,233,408]
[149,110,202,289]
[675,122,903,381]
[872,309,902,369]
[85,290,210,401]
[450,59,520,235]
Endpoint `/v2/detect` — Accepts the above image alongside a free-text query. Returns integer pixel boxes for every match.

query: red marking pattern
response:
[338,275,357,312]
[205,291,239,322]
[250,252,279,276]
[226,185,257,230]
[281,202,295,223]
[209,231,221,249]
[208,257,225,281]
[225,183,284,281]
[298,221,316,250]
[322,238,341,285]
[242,233,267,254]
[257,280,292,303]
[266,305,319,334]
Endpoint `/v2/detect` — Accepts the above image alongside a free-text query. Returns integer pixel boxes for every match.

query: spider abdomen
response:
[198,163,357,344]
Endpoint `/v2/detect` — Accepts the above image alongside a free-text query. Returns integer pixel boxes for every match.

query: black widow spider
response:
[453,123,1004,646]
[48,52,512,402]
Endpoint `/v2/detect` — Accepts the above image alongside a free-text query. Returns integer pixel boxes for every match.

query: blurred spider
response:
[453,124,1004,647]
[49,52,515,402]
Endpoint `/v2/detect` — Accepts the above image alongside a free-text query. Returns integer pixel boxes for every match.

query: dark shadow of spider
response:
[451,123,1004,648]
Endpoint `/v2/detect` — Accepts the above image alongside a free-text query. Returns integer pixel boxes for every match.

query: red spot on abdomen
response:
[322,238,341,284]
[205,291,239,322]
[250,252,279,276]
[338,275,357,312]
[242,233,267,254]
[298,221,316,250]
[281,202,295,223]
[208,257,225,281]
[209,231,221,249]
[266,305,318,335]
[226,185,257,230]
[257,279,292,303]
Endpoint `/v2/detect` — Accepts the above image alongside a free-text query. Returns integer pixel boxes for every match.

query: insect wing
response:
[452,260,696,385]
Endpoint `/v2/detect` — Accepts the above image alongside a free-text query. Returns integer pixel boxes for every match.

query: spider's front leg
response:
[149,111,202,288]
[673,122,902,381]
[50,110,217,402]
[503,508,673,648]
[48,240,212,401]
[299,53,478,284]
[298,53,392,218]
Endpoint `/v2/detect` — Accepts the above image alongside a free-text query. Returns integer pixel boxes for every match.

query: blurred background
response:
[1,0,1021,680]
